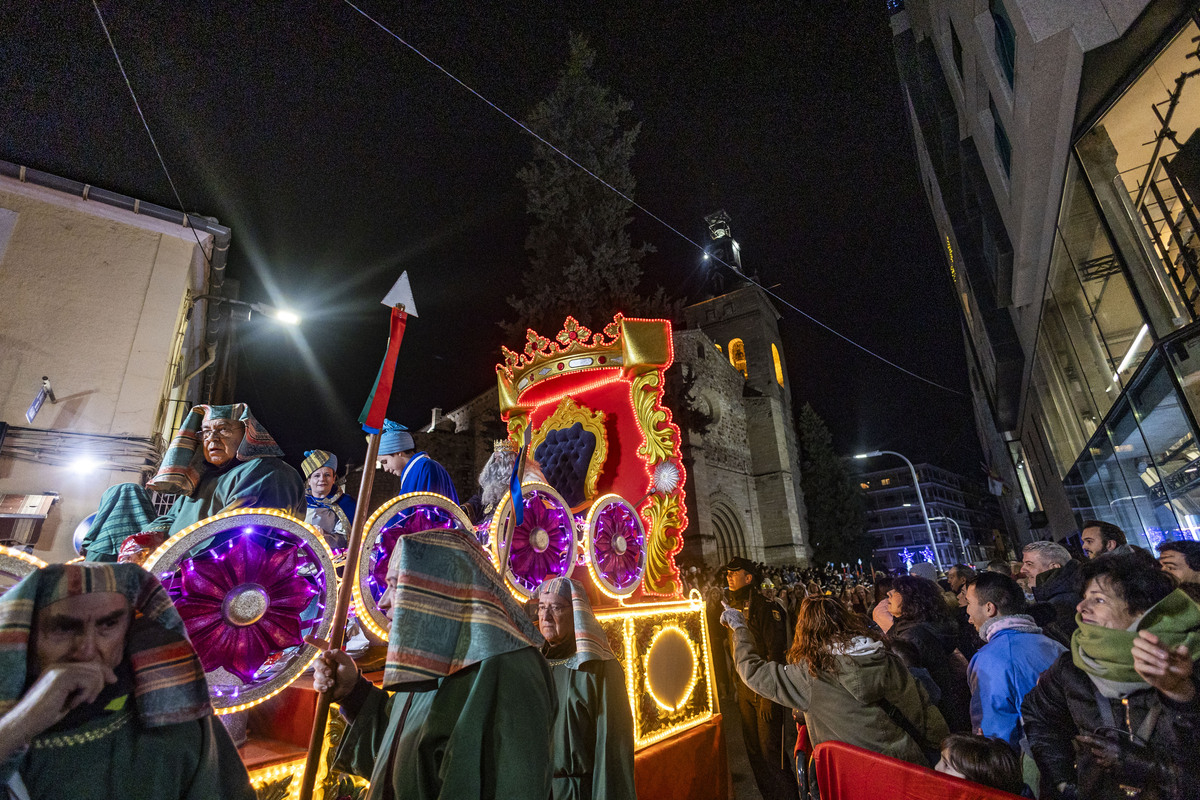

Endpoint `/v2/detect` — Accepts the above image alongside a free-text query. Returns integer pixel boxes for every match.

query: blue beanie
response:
[379,419,415,456]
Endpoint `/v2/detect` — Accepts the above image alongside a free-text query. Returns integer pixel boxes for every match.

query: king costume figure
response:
[81,403,305,562]
[376,419,459,501]
[0,562,255,799]
[302,448,356,550]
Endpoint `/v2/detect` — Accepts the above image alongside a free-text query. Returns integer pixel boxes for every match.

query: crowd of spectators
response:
[708,522,1200,799]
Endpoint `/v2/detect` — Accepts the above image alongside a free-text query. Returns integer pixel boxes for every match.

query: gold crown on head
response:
[493,439,519,454]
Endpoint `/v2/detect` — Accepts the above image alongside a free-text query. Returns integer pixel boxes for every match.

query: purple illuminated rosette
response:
[507,489,573,593]
[593,501,645,591]
[367,505,461,601]
[167,527,325,683]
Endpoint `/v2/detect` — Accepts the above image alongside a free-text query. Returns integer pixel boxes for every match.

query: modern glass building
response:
[892,1,1200,551]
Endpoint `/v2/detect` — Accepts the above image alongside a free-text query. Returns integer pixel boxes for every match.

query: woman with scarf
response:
[722,594,948,767]
[885,576,974,732]
[1022,552,1200,799]
[301,449,355,551]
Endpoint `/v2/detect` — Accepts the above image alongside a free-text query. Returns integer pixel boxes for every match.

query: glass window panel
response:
[1068,427,1151,541]
[1102,393,1173,549]
[1057,160,1152,384]
[1076,20,1200,328]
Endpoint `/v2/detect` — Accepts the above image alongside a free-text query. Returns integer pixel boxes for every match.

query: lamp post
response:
[193,294,301,325]
[855,450,944,573]
[929,515,968,563]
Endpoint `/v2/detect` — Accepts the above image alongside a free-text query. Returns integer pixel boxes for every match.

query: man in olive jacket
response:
[717,557,795,799]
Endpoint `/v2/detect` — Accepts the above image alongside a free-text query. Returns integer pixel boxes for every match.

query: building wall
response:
[0,176,211,561]
[894,0,1200,551]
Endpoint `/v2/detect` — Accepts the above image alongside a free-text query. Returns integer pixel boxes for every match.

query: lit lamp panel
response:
[595,597,718,749]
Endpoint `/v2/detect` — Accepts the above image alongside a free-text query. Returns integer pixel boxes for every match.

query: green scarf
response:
[1072,588,1200,686]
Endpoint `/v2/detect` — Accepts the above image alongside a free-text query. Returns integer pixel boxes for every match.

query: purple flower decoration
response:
[508,490,572,592]
[594,502,644,591]
[173,532,321,683]
[368,506,460,600]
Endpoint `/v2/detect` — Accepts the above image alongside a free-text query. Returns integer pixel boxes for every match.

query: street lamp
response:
[929,515,968,563]
[193,294,301,325]
[854,449,943,572]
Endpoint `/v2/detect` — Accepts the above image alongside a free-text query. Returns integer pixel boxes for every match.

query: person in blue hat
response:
[377,420,459,502]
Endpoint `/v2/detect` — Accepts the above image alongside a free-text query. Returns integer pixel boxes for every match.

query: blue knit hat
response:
[378,419,415,456]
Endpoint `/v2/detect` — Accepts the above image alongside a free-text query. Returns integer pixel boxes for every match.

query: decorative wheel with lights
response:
[142,509,337,714]
[352,492,475,641]
[489,481,576,601]
[584,494,646,598]
[0,545,47,592]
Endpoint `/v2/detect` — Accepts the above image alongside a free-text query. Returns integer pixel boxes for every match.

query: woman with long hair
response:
[722,594,948,766]
[886,576,973,731]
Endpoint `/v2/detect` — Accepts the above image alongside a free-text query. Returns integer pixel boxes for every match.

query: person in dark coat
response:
[717,557,795,799]
[1021,541,1082,648]
[886,576,973,732]
[1022,552,1200,800]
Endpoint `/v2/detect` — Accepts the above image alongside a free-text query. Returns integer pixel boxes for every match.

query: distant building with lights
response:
[858,462,1004,572]
[890,0,1200,551]
[0,159,231,561]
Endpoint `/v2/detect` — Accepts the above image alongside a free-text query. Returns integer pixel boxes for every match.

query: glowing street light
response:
[194,294,301,326]
[854,449,943,572]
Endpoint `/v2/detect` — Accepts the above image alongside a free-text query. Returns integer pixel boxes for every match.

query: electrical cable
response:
[90,0,212,269]
[341,0,965,396]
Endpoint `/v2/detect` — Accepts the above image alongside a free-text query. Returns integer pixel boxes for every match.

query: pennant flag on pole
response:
[508,424,531,525]
[359,271,418,434]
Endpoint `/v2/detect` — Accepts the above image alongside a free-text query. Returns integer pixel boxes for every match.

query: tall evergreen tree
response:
[504,34,674,338]
[797,403,872,566]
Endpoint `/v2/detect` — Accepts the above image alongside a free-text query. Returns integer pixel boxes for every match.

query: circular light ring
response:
[584,494,647,599]
[0,545,47,592]
[489,481,576,602]
[643,623,700,713]
[352,492,474,642]
[143,509,337,714]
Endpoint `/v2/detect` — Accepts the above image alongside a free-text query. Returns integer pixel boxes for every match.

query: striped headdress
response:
[147,403,284,496]
[302,449,337,479]
[0,563,211,727]
[537,577,617,668]
[383,528,543,688]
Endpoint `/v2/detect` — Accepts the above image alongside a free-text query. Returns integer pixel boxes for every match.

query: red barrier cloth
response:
[634,715,728,800]
[813,741,1024,800]
[795,724,813,759]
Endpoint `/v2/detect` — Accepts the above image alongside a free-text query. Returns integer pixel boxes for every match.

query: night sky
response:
[4,1,984,481]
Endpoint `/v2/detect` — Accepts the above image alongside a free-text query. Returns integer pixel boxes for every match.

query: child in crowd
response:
[935,734,1030,797]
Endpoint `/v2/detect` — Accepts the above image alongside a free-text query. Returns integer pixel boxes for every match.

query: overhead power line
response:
[340,0,965,396]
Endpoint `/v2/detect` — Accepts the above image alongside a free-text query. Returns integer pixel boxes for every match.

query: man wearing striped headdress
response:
[309,527,554,800]
[0,562,254,799]
[536,577,636,800]
[82,403,304,562]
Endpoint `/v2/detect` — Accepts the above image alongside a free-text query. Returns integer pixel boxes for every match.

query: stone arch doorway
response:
[710,498,747,564]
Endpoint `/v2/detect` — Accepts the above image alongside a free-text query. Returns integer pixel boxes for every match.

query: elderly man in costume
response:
[464,439,548,525]
[82,403,304,562]
[536,577,636,800]
[0,562,254,799]
[302,449,355,550]
[377,419,458,501]
[309,526,553,799]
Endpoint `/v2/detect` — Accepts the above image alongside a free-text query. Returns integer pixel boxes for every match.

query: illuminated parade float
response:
[129,314,725,799]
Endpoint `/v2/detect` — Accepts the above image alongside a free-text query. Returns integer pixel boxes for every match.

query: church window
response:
[771,343,784,386]
[728,338,748,378]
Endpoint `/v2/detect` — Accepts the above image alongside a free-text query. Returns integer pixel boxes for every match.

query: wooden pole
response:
[298,432,381,800]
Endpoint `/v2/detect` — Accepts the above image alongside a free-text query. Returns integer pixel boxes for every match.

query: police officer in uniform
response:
[718,557,796,799]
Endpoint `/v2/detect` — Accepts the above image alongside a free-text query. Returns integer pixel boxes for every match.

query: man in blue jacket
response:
[965,571,1065,748]
[376,419,458,501]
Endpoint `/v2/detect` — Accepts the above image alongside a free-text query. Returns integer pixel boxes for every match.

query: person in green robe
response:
[82,403,304,561]
[0,562,254,800]
[536,577,636,800]
[309,526,554,800]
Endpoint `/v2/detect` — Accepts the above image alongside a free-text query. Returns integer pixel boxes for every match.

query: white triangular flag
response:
[380,271,418,317]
